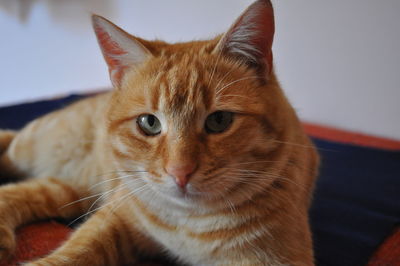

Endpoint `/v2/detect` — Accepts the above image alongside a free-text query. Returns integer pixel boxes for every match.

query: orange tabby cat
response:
[0,1,319,265]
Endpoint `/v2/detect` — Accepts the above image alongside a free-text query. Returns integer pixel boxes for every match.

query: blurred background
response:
[0,0,399,139]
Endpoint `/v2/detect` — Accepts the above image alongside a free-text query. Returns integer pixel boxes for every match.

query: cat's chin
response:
[152,183,214,204]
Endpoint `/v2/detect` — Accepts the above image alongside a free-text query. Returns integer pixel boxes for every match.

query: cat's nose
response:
[166,162,197,189]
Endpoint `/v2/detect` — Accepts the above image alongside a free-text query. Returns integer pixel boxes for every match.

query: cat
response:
[0,0,319,265]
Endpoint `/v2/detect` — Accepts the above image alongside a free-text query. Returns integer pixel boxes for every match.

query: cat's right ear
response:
[92,15,152,88]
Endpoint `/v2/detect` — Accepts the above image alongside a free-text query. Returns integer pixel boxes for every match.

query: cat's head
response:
[93,0,298,208]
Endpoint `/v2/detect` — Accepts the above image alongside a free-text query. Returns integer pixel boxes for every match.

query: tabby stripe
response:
[47,178,84,215]
[120,130,151,150]
[107,116,136,134]
[187,215,268,242]
[112,146,131,159]
[110,217,131,262]
[131,196,177,231]
[154,135,166,160]
[150,82,160,111]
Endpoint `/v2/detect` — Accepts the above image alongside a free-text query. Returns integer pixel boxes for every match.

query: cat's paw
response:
[0,224,16,262]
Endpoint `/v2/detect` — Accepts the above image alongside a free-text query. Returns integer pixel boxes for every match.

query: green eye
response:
[205,111,233,134]
[137,114,162,136]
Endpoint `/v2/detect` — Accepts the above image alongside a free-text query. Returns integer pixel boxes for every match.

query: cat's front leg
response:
[25,205,159,266]
[0,177,86,261]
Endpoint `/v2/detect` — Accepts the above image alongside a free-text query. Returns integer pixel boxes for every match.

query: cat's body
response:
[4,93,111,190]
[0,1,319,265]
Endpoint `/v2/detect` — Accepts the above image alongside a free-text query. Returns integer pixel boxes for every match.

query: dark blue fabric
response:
[0,94,399,266]
[310,139,400,266]
[0,95,86,130]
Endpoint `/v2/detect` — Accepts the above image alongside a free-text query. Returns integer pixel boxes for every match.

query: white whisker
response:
[67,182,148,227]
[216,76,259,96]
[87,178,143,213]
[217,94,253,100]
[89,173,144,190]
[207,51,223,88]
[59,191,106,210]
[108,184,149,215]
[214,67,236,90]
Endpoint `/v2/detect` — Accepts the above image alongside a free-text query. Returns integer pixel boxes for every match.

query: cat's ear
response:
[214,0,275,76]
[92,15,152,88]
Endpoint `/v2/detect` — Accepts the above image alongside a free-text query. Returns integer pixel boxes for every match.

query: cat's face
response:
[106,52,283,206]
[94,0,291,207]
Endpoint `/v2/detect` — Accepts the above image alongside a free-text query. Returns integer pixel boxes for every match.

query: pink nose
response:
[166,162,197,188]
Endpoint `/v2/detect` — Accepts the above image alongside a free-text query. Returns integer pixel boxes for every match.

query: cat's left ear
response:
[214,0,275,77]
[92,15,152,88]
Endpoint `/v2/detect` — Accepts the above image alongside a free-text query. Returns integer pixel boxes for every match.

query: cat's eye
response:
[205,111,233,134]
[137,114,162,136]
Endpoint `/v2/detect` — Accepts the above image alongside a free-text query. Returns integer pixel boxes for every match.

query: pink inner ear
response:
[94,25,130,86]
[95,27,127,70]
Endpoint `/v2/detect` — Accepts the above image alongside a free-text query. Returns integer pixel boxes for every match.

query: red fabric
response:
[0,221,71,266]
[367,227,400,266]
[303,122,400,150]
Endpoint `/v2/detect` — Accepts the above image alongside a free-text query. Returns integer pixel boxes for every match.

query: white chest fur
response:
[126,192,272,266]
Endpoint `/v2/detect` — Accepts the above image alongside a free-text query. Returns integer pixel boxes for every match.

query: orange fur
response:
[0,130,21,182]
[0,130,15,154]
[0,1,319,265]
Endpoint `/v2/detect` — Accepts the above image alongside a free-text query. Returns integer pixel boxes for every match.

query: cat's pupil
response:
[148,115,155,127]
[214,112,222,124]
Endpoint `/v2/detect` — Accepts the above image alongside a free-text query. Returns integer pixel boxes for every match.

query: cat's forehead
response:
[148,53,215,116]
[146,52,263,116]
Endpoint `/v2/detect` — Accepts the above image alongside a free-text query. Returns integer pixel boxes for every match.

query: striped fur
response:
[0,1,319,265]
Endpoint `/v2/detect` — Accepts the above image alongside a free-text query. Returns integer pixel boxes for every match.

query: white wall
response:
[273,1,400,141]
[0,0,399,140]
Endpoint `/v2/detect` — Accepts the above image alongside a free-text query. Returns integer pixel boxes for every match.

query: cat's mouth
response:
[150,180,209,202]
[167,184,201,199]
